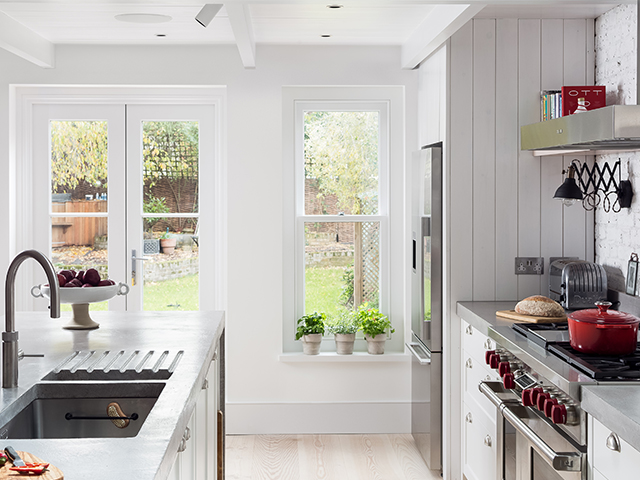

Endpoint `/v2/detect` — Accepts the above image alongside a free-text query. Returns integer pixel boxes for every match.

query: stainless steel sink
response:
[0,382,164,439]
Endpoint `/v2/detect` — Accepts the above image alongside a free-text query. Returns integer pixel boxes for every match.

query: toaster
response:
[549,260,608,309]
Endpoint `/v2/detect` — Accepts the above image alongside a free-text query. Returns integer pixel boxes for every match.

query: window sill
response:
[279,352,410,363]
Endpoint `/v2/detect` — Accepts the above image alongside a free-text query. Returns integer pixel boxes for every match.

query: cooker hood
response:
[521,105,640,154]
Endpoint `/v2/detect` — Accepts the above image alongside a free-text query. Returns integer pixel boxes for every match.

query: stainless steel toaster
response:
[549,260,608,309]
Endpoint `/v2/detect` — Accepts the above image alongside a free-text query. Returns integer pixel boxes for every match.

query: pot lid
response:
[569,301,640,325]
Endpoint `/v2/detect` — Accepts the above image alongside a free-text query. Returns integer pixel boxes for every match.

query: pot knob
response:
[536,392,551,411]
[521,388,535,406]
[498,361,511,377]
[503,373,515,390]
[527,387,543,406]
[551,404,567,424]
[544,397,559,417]
[489,353,501,369]
[485,350,495,365]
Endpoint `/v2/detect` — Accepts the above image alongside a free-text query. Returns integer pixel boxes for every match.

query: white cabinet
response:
[167,338,224,480]
[589,416,640,480]
[462,321,500,480]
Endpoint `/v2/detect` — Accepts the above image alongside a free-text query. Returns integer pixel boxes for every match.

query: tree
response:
[304,111,379,215]
[51,121,108,193]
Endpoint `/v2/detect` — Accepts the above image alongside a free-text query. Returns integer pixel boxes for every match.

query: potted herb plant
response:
[357,303,394,354]
[327,310,359,355]
[296,312,326,355]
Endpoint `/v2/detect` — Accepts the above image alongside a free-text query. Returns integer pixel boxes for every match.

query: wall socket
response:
[515,257,544,275]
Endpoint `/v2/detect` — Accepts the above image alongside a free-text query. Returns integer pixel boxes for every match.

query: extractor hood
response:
[521,105,640,155]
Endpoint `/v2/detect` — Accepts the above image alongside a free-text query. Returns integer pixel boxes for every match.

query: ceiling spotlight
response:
[327,4,344,8]
[195,4,223,28]
[321,34,331,38]
[156,34,167,37]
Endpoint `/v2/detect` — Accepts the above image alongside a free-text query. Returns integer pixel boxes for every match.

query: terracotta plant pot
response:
[160,238,177,254]
[302,333,322,355]
[334,333,356,355]
[364,333,387,354]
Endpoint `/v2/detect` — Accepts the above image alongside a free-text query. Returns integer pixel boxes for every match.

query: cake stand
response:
[31,282,130,330]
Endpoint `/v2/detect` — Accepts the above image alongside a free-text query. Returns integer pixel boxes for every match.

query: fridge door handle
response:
[406,342,431,365]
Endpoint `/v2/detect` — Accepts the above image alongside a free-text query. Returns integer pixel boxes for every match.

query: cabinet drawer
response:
[463,348,501,422]
[462,321,497,369]
[463,400,497,480]
[592,417,640,478]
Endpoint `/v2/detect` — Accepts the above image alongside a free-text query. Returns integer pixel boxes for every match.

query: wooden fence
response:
[52,200,108,247]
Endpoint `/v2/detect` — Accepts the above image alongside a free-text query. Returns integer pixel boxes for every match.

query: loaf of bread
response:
[514,295,565,317]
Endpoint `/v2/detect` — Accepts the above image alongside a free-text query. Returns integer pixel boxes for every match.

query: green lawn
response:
[305,266,346,319]
[61,274,199,312]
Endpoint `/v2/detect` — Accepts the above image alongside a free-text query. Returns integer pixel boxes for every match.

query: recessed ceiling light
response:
[115,13,172,24]
[156,34,167,37]
[327,4,343,9]
[321,34,331,38]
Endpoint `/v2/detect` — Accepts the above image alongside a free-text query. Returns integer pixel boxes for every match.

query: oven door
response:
[480,381,585,480]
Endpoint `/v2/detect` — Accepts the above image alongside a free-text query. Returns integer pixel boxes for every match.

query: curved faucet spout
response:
[3,250,60,388]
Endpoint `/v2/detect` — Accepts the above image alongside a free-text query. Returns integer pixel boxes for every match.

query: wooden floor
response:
[226,434,442,480]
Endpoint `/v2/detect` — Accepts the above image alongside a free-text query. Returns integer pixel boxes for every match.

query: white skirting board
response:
[226,401,411,435]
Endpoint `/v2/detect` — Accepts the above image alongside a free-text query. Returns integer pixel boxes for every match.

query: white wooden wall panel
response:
[495,18,519,301]
[585,19,596,262]
[517,19,543,297]
[472,19,497,300]
[540,20,565,291]
[448,20,473,480]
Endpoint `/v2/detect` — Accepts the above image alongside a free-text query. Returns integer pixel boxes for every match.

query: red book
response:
[561,86,606,116]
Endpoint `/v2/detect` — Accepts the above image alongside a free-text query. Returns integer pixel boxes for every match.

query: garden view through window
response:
[49,119,200,311]
[303,111,381,321]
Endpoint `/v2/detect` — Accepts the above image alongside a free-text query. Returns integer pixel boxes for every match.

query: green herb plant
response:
[326,309,359,335]
[357,303,394,338]
[296,312,326,340]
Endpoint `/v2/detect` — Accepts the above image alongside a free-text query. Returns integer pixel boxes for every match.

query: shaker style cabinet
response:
[589,416,640,480]
[461,321,501,480]
[168,335,225,480]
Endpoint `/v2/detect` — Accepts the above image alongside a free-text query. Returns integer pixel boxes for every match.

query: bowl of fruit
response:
[31,268,129,330]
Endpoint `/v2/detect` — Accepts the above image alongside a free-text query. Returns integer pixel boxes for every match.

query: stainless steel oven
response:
[480,381,586,480]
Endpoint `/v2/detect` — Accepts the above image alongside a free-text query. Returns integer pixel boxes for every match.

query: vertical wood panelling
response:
[540,20,565,290]
[449,21,473,480]
[472,19,497,300]
[586,18,596,262]
[518,19,543,297]
[563,19,593,262]
[495,19,519,301]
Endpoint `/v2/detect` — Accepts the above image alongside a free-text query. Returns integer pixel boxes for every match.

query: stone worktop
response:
[0,310,224,480]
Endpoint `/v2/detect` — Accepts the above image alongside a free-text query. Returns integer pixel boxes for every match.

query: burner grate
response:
[548,342,640,380]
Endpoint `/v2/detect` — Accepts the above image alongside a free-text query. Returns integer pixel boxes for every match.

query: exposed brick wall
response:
[595,4,640,291]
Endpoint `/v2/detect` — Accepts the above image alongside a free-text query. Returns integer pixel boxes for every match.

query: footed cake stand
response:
[31,282,130,330]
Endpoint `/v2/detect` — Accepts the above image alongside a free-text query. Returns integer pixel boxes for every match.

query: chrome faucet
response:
[3,250,60,388]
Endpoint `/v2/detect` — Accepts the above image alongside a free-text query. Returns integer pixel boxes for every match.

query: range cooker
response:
[479,321,640,480]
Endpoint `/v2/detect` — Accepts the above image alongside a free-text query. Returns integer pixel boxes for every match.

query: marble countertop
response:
[0,310,225,480]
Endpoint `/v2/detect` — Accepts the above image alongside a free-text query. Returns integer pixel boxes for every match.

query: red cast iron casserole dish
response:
[568,301,640,355]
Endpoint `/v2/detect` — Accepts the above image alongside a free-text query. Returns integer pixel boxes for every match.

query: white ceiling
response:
[0,1,621,69]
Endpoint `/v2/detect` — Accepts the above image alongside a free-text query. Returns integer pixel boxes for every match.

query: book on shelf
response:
[540,90,562,121]
[561,86,606,116]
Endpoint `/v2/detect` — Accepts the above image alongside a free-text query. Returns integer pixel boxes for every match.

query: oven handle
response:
[479,381,583,472]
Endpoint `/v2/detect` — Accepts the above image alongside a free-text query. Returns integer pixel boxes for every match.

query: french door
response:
[31,102,215,312]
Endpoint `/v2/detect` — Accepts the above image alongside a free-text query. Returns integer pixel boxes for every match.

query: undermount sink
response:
[0,382,164,439]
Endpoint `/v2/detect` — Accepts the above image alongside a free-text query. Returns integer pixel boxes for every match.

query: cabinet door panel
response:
[464,349,501,421]
[592,417,640,478]
[462,322,497,367]
[463,401,497,480]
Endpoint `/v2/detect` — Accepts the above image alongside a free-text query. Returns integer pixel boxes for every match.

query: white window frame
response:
[283,86,405,354]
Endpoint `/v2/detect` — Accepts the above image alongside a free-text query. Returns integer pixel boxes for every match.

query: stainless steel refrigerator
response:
[407,142,442,472]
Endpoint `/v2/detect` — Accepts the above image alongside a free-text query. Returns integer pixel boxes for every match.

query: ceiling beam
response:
[401,4,486,69]
[0,11,54,68]
[226,3,256,69]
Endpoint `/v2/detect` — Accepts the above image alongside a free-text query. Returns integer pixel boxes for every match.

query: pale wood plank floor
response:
[226,434,442,480]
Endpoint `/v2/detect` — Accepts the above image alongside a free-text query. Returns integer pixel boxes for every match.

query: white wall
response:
[426,17,595,480]
[595,4,640,292]
[0,44,417,434]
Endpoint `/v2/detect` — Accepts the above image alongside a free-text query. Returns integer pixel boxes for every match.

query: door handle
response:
[406,342,431,365]
[131,249,150,286]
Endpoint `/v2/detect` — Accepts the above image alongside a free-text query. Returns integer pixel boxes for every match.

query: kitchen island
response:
[0,310,225,480]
